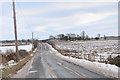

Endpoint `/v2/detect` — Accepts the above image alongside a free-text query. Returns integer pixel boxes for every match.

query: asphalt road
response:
[26,43,107,78]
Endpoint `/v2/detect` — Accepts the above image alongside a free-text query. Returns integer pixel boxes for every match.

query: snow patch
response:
[30,54,33,57]
[0,44,32,54]
[0,65,6,69]
[8,60,17,67]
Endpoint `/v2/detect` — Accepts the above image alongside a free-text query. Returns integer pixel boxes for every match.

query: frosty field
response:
[54,40,119,62]
[49,43,119,78]
[0,44,32,54]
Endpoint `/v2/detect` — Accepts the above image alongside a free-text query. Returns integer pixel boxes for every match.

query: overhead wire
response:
[16,2,32,39]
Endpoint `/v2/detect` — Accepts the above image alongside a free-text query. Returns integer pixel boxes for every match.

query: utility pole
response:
[13,0,19,62]
[32,32,34,51]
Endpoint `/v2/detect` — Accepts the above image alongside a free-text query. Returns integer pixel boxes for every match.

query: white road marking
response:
[28,70,38,74]
[56,61,62,65]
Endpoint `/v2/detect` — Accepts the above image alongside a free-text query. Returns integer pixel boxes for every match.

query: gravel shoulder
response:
[12,54,35,78]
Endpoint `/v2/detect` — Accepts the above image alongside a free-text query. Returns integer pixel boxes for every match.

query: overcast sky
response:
[0,1,118,40]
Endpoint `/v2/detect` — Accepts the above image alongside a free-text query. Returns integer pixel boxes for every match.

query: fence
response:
[61,52,113,63]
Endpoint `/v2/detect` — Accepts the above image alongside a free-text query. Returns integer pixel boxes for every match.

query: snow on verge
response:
[0,60,17,70]
[0,44,32,54]
[8,60,17,67]
[48,43,119,78]
[0,65,6,69]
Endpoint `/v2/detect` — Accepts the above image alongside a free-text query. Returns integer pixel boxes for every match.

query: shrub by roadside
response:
[2,53,17,65]
[19,50,29,59]
[33,39,39,49]
[107,55,120,67]
[2,56,32,78]
[2,50,29,65]
[1,48,38,78]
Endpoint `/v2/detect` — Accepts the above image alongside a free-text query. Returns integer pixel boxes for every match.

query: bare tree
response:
[104,35,106,40]
[97,34,100,39]
[85,35,89,40]
[81,31,85,40]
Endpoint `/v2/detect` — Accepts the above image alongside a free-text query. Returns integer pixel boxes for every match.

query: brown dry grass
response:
[98,61,105,63]
[107,52,120,54]
[2,48,38,78]
[2,55,32,78]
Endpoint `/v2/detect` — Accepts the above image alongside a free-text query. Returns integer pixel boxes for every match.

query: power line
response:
[16,2,32,39]
[16,2,30,28]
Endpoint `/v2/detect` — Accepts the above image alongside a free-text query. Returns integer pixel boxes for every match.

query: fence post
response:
[84,54,85,59]
[100,55,101,62]
[94,55,95,61]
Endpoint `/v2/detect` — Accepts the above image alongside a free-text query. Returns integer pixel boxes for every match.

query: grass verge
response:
[2,56,32,78]
[2,48,38,78]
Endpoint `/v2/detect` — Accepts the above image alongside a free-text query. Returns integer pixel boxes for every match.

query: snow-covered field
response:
[48,43,119,78]
[55,40,119,61]
[0,44,32,54]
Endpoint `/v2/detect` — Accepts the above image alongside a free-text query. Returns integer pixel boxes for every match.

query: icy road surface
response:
[25,43,110,78]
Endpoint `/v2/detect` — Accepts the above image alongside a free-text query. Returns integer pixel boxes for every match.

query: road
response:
[26,43,107,78]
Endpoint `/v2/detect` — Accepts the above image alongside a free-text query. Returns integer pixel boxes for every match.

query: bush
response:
[108,55,120,67]
[2,54,8,64]
[19,50,29,58]
[33,40,39,49]
[95,37,99,40]
[2,49,29,64]
[2,52,18,64]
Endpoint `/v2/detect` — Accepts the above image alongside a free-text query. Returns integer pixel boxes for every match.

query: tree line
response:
[49,31,107,41]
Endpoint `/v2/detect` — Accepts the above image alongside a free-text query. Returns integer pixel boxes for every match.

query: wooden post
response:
[100,55,101,62]
[84,54,85,59]
[88,54,90,60]
[32,32,34,51]
[13,0,19,62]
[94,55,95,61]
